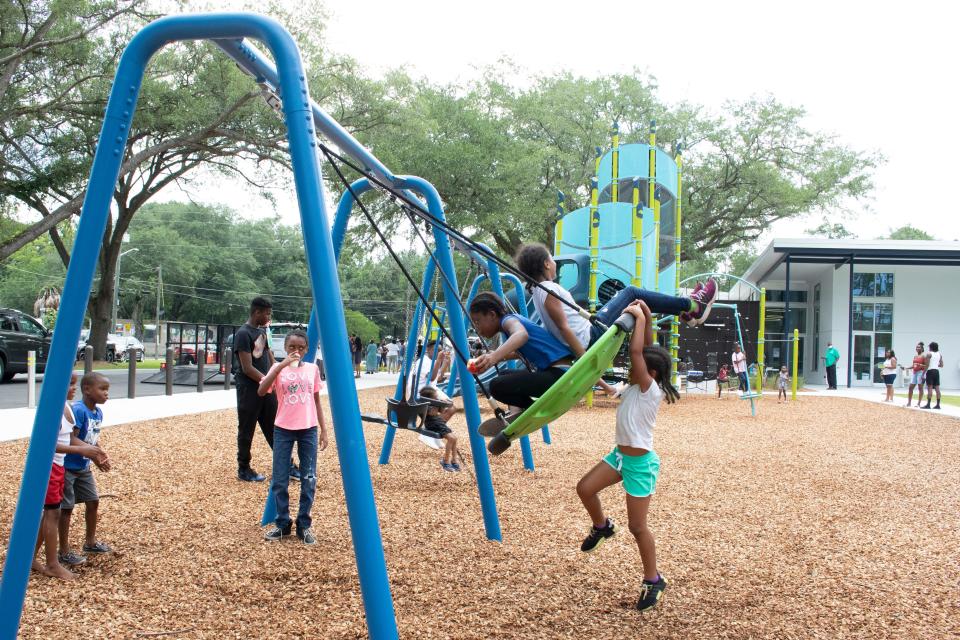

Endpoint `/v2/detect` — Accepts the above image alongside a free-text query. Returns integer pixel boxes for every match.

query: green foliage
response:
[344,309,380,344]
[885,225,934,240]
[806,222,856,239]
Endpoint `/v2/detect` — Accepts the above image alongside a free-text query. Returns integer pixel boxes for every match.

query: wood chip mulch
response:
[1,389,958,639]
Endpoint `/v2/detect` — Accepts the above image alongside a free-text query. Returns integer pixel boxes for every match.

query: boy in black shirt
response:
[234,297,277,482]
[419,386,460,472]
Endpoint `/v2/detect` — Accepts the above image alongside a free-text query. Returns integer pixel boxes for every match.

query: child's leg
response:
[626,494,657,582]
[443,433,457,465]
[595,286,692,327]
[39,508,75,579]
[84,500,99,547]
[295,427,318,534]
[576,461,623,527]
[270,428,296,530]
[58,508,73,554]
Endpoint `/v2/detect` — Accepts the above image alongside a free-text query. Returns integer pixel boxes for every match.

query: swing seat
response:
[387,397,430,429]
[361,410,444,440]
[487,313,635,456]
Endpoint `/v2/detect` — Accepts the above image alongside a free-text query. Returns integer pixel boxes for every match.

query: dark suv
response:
[0,308,51,382]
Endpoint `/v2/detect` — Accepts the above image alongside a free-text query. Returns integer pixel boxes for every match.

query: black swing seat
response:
[359,399,444,440]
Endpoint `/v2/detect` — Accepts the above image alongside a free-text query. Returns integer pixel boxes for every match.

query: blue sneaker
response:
[440,461,452,472]
[450,462,461,472]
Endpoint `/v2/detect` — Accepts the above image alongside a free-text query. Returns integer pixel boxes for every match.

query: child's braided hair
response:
[643,344,680,404]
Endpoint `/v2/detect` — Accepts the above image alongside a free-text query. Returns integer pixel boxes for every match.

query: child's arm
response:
[258,353,298,396]
[314,391,328,451]
[624,303,654,392]
[472,317,528,373]
[61,434,110,470]
[542,295,586,358]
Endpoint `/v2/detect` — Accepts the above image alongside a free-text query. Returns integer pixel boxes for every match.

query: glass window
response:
[0,314,15,331]
[875,303,893,331]
[18,316,46,336]
[766,290,808,303]
[765,308,807,334]
[875,273,894,297]
[852,303,874,331]
[852,272,875,297]
[814,283,821,303]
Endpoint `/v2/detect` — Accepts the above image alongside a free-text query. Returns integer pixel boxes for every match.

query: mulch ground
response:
[2,389,958,639]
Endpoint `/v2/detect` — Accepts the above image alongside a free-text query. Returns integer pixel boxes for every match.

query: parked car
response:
[0,308,51,382]
[76,331,145,362]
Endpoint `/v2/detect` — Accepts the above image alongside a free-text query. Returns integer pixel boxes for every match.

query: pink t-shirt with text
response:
[266,362,324,430]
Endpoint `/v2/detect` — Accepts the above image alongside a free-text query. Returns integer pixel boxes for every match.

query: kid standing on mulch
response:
[258,329,328,545]
[58,372,113,567]
[34,373,109,580]
[574,300,678,611]
[777,366,790,403]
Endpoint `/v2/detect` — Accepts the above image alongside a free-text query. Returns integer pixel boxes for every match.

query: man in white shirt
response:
[385,340,401,373]
[731,343,748,392]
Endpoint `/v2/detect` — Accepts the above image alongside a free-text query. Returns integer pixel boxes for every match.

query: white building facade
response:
[737,239,960,390]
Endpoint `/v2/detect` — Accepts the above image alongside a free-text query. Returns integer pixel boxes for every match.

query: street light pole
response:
[112,247,139,333]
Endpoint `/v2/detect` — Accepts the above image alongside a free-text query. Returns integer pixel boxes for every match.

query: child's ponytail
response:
[643,345,680,404]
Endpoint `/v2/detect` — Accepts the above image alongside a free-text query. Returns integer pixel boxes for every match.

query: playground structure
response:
[0,13,461,639]
[553,122,683,374]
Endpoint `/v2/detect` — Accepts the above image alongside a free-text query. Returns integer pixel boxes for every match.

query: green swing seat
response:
[487,313,636,455]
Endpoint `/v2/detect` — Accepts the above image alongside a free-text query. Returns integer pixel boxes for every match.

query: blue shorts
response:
[910,371,924,385]
[602,447,660,498]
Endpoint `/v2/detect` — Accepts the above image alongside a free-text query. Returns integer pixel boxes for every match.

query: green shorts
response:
[602,447,660,498]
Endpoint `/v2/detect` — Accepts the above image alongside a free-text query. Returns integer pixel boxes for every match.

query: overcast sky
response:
[192,0,960,244]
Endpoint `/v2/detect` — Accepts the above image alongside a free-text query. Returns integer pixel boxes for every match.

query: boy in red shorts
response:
[33,373,109,580]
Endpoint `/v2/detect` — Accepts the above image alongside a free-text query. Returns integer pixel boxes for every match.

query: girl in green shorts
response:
[575,299,679,611]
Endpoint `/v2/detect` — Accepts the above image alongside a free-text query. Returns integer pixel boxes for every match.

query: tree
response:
[886,225,934,240]
[806,222,856,239]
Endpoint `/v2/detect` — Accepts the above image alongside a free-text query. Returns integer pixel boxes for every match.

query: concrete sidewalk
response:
[0,371,401,443]
[797,384,960,420]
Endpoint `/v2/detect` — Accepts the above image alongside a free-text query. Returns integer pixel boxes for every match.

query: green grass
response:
[73,359,166,371]
[895,393,960,408]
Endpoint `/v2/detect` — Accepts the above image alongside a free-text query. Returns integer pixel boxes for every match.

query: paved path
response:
[0,371,400,443]
[798,384,960,420]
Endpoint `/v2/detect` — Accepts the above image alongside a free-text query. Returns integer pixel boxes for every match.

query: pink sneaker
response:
[680,281,705,326]
[688,278,718,326]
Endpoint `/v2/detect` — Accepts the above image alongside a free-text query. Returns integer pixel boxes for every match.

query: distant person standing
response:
[905,342,926,407]
[365,339,379,375]
[823,342,840,390]
[385,339,400,373]
[731,343,748,392]
[922,341,944,410]
[881,349,897,403]
[349,334,362,378]
[234,297,276,482]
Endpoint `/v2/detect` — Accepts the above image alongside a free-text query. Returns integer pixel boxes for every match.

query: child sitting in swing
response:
[418,386,460,472]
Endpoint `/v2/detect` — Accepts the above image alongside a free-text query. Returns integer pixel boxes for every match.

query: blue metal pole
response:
[397,177,501,541]
[1,14,399,640]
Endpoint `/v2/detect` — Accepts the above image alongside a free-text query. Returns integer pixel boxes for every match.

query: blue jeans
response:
[271,426,318,532]
[589,286,691,344]
[737,372,748,391]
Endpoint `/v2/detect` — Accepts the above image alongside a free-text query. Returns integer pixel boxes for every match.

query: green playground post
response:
[792,328,799,400]
[756,287,766,393]
[670,144,683,384]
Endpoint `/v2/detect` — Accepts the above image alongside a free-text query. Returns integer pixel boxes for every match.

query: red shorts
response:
[45,463,65,508]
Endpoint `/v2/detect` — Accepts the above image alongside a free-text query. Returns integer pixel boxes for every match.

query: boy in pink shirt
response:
[258,329,328,545]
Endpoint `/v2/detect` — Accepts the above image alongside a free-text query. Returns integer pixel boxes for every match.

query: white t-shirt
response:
[928,351,943,369]
[615,382,662,450]
[55,404,75,466]
[731,351,747,373]
[531,281,591,350]
[408,355,436,398]
[385,343,400,357]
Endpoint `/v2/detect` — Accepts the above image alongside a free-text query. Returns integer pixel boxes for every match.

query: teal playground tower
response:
[554,121,683,378]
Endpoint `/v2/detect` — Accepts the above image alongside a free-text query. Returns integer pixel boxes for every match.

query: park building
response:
[724,238,960,390]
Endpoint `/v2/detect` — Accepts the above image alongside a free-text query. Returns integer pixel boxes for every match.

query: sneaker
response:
[440,460,453,472]
[289,463,301,481]
[450,462,461,472]
[921,403,931,409]
[934,404,941,410]
[263,524,291,541]
[636,574,668,611]
[238,467,266,482]
[688,278,718,326]
[297,528,317,545]
[580,518,617,552]
[478,410,521,437]
[680,281,705,326]
[58,551,87,566]
[82,541,112,554]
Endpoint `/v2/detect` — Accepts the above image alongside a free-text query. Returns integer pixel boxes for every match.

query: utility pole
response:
[155,264,163,358]
[112,247,138,332]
